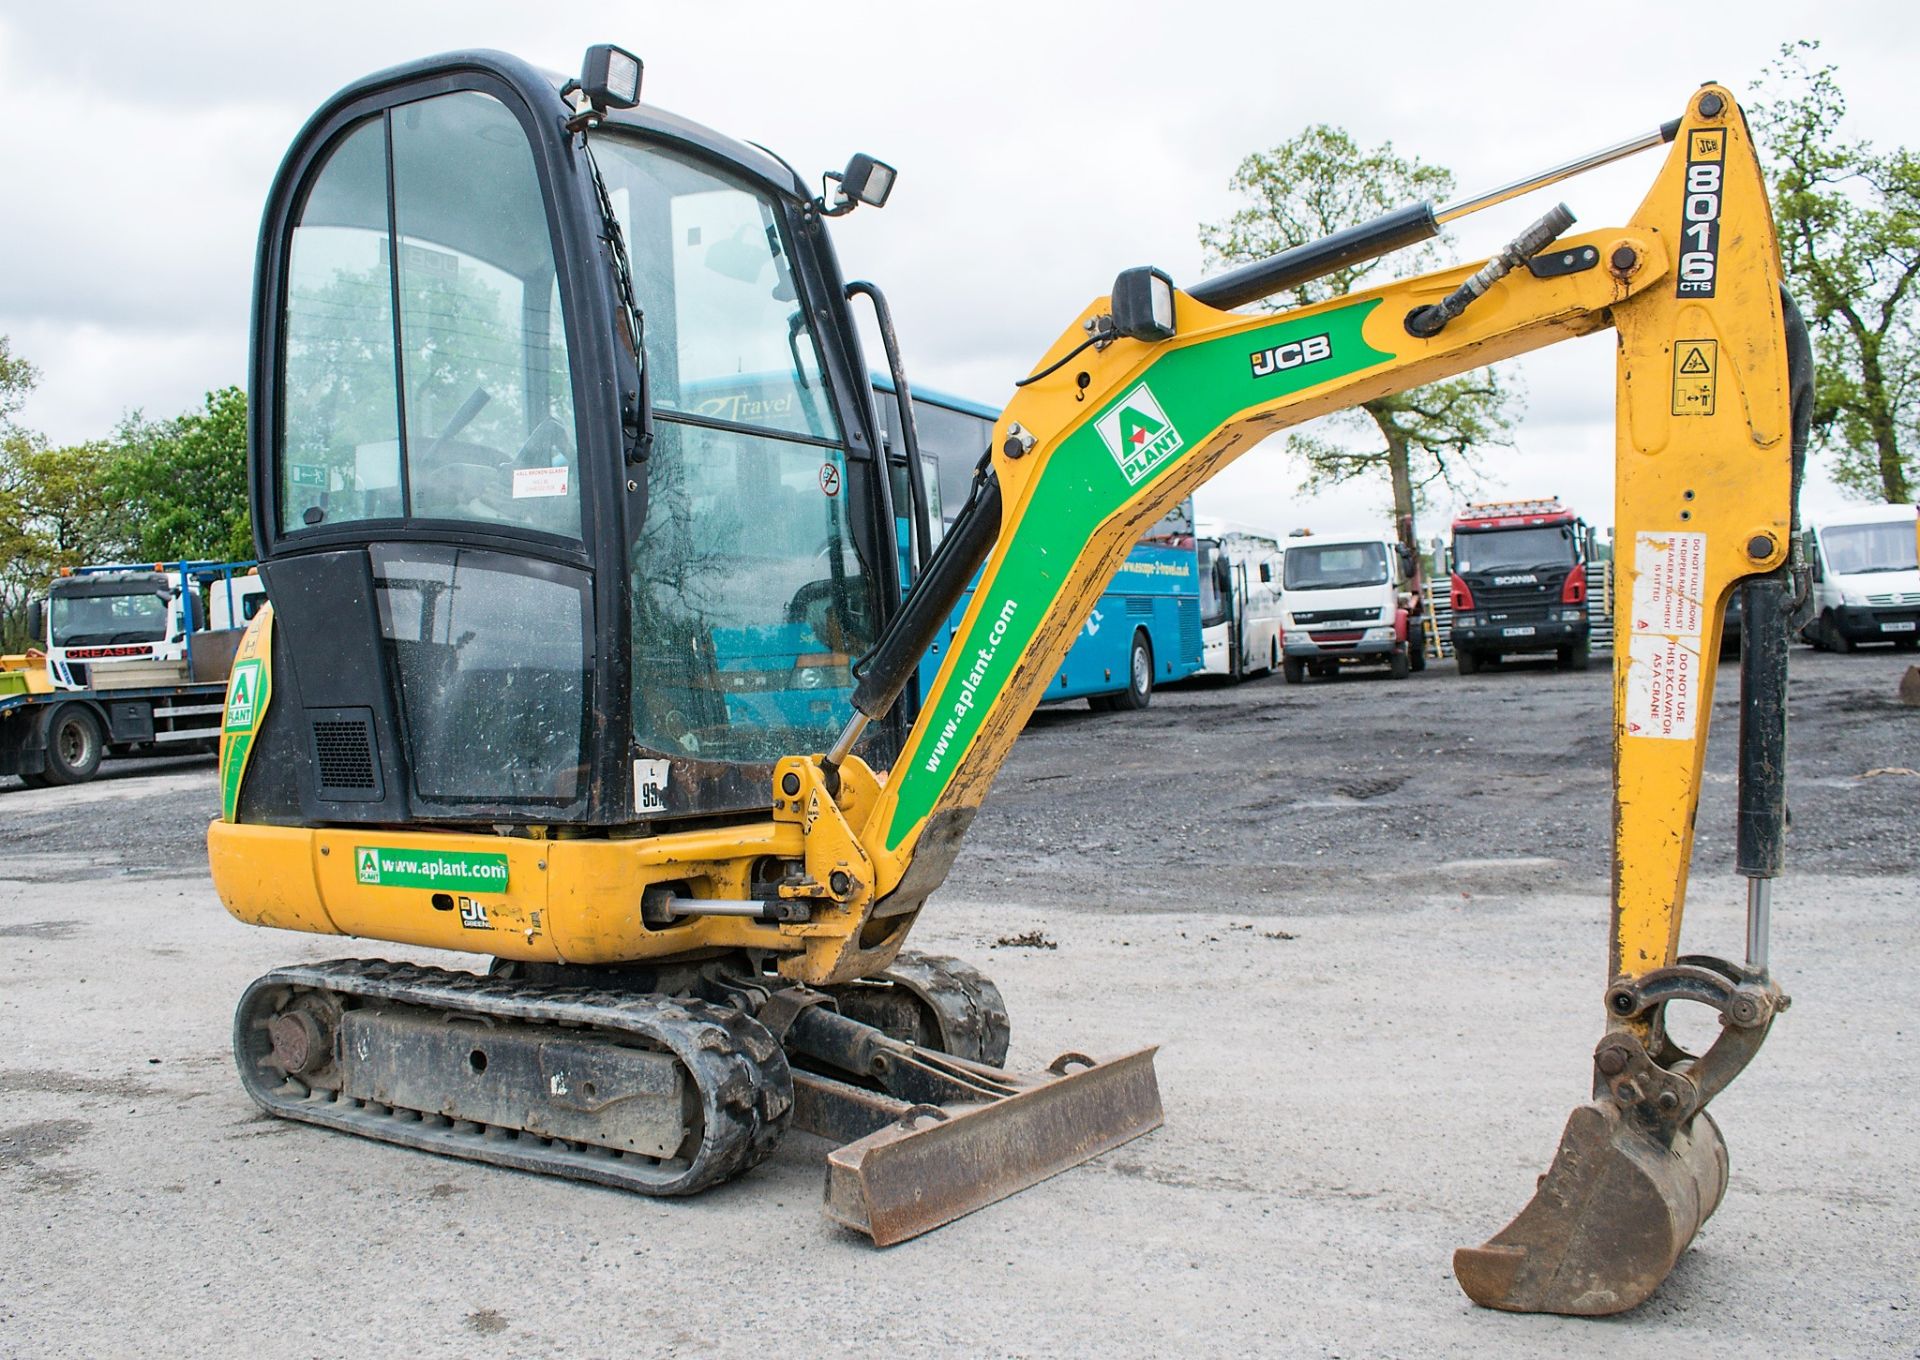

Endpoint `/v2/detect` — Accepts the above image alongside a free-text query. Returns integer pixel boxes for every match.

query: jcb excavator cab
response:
[244,49,910,829]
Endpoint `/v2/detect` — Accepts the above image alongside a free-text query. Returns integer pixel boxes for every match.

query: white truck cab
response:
[1802,503,1920,652]
[1279,532,1425,682]
[36,563,266,690]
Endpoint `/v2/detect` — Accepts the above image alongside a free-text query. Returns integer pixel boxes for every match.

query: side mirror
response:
[1444,546,1456,572]
[1258,562,1272,584]
[187,593,208,632]
[26,599,43,641]
[831,153,896,211]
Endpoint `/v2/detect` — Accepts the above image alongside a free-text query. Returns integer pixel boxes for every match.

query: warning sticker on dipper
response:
[1629,531,1706,638]
[1625,530,1708,741]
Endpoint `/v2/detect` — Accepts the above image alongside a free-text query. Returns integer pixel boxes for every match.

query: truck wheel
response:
[42,704,104,786]
[1269,638,1280,673]
[1389,646,1411,679]
[1282,656,1305,685]
[1822,611,1852,653]
[1108,631,1154,711]
[1456,648,1480,676]
[1409,623,1427,672]
[1557,639,1591,671]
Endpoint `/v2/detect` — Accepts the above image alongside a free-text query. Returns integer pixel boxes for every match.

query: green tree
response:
[108,386,253,562]
[1200,127,1522,549]
[0,342,132,648]
[0,335,34,427]
[1757,41,1918,502]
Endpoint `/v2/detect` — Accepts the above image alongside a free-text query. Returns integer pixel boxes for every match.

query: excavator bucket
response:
[801,1048,1163,1245]
[1455,1097,1729,1315]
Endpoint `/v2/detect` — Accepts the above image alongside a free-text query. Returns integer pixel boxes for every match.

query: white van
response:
[1802,504,1920,651]
[1279,533,1425,682]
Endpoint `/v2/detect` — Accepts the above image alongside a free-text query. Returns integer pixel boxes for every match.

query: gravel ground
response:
[0,645,1915,1358]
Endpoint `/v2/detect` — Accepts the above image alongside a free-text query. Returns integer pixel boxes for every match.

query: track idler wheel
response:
[1456,959,1783,1315]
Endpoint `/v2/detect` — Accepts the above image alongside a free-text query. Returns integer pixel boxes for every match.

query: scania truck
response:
[1447,498,1593,674]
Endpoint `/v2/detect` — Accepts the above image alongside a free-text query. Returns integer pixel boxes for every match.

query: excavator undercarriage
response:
[210,48,1806,1315]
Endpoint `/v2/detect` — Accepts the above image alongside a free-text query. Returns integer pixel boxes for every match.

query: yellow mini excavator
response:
[209,45,1808,1315]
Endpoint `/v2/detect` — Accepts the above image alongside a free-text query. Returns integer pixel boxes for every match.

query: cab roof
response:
[305,48,810,203]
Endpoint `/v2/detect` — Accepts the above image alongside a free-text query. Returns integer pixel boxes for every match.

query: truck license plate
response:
[1885,621,1916,633]
[1501,626,1536,637]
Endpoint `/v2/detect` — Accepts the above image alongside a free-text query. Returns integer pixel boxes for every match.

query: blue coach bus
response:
[872,378,1204,712]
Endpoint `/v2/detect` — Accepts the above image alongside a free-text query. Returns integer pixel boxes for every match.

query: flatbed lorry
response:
[2,560,262,786]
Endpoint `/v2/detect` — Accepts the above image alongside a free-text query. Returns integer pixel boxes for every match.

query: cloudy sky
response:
[1,2,1911,542]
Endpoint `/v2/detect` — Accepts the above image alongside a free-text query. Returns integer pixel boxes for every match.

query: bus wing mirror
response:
[26,599,42,641]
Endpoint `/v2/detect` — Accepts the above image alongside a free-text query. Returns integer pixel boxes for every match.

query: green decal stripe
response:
[885,300,1393,849]
[353,846,511,891]
[220,733,252,822]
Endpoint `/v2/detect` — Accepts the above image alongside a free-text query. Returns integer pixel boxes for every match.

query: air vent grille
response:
[307,708,383,801]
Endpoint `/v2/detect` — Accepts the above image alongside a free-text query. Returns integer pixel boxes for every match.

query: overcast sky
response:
[1,2,1911,541]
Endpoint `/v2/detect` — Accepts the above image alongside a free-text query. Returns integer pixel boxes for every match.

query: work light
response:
[1110,266,1177,342]
[836,153,896,209]
[581,44,643,110]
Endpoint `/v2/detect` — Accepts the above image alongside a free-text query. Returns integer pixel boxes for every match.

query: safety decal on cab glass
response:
[1095,383,1185,487]
[1676,128,1726,298]
[353,846,510,892]
[634,758,670,814]
[1624,531,1708,741]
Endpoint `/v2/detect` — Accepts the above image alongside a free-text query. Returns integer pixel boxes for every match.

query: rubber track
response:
[881,952,1012,1067]
[233,958,791,1196]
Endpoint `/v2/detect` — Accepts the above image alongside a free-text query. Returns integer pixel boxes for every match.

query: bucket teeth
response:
[1455,1101,1728,1315]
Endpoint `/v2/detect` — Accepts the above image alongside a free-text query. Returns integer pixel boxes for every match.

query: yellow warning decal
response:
[1671,339,1718,416]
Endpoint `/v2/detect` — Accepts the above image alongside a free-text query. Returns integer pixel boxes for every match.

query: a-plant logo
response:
[1096,383,1184,487]
[356,847,380,884]
[224,660,261,732]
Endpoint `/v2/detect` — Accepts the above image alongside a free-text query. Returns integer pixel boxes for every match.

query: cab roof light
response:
[819,153,897,216]
[562,44,643,129]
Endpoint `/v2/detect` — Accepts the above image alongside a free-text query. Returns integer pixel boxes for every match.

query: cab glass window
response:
[277,92,580,537]
[587,134,875,765]
[391,93,578,535]
[588,137,835,439]
[279,118,404,528]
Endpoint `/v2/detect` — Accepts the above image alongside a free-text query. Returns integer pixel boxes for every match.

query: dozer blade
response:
[821,1047,1162,1246]
[1454,1099,1728,1316]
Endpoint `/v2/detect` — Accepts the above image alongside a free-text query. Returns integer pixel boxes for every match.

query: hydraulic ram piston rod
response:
[1187,117,1681,312]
